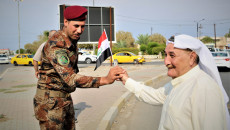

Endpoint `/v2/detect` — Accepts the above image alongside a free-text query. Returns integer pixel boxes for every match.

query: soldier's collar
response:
[60,31,72,48]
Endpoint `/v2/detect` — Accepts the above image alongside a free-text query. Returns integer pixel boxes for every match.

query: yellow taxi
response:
[11,54,40,66]
[112,51,145,65]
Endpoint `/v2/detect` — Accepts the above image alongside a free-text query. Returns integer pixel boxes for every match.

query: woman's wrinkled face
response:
[164,43,194,79]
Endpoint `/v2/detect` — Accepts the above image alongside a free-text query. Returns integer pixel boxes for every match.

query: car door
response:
[117,53,132,63]
[78,52,85,62]
[16,55,23,64]
[21,55,28,64]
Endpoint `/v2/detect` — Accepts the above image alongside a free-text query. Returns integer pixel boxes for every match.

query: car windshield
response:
[0,55,7,58]
[27,55,34,58]
[212,52,228,57]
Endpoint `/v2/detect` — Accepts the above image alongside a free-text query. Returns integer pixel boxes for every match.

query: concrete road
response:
[111,67,230,130]
[111,73,171,130]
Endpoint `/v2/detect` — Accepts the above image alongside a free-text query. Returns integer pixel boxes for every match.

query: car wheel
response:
[85,58,92,64]
[114,59,118,65]
[14,61,18,66]
[29,62,33,66]
[133,59,138,64]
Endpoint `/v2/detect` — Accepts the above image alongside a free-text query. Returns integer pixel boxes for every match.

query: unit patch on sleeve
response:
[55,49,70,66]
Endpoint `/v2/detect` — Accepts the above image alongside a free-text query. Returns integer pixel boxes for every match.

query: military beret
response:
[64,5,88,21]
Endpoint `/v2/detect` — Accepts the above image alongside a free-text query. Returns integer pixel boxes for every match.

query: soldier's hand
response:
[100,66,125,85]
[35,71,39,79]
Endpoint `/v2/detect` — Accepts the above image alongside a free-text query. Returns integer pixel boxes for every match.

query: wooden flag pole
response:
[110,7,113,66]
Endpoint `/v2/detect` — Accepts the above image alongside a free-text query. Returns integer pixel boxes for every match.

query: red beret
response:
[64,5,88,20]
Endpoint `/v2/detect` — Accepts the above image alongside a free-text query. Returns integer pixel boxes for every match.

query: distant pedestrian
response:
[33,30,57,78]
[33,5,125,130]
[120,34,229,130]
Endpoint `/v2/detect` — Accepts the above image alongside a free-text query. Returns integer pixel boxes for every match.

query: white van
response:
[0,54,10,64]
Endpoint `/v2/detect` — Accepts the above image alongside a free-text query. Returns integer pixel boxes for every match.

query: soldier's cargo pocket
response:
[33,96,56,121]
[47,98,71,123]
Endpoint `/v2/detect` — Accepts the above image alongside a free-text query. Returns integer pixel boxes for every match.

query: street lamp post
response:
[15,0,23,54]
[195,19,205,39]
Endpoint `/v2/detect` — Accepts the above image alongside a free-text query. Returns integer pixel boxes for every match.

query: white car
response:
[0,54,10,64]
[78,51,97,64]
[211,52,230,69]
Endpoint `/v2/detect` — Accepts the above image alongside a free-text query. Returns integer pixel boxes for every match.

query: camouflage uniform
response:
[33,30,101,130]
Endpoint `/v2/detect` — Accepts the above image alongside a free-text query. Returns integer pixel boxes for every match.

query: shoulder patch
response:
[55,49,69,66]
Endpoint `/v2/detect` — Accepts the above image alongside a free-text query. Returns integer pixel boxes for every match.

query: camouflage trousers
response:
[33,93,75,130]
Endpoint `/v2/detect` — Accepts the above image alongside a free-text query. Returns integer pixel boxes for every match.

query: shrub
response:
[152,46,165,55]
[112,48,139,55]
[147,42,159,54]
[140,44,147,53]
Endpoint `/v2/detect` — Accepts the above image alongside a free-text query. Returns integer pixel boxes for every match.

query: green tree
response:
[136,34,149,45]
[113,40,127,48]
[24,30,49,54]
[201,36,214,43]
[116,31,135,47]
[16,48,26,54]
[149,33,166,44]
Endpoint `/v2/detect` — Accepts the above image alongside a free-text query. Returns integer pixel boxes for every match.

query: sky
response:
[1,0,230,51]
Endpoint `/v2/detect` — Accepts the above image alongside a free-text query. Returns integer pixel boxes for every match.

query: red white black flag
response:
[94,29,112,71]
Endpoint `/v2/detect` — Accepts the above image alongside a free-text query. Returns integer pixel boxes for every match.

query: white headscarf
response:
[167,34,230,129]
[167,34,229,103]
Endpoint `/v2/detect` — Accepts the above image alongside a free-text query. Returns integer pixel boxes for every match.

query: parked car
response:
[211,52,230,69]
[209,48,224,52]
[112,52,145,65]
[11,54,38,66]
[0,54,10,64]
[78,51,97,64]
[225,49,230,53]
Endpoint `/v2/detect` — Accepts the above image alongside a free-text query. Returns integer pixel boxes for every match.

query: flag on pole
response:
[94,29,113,71]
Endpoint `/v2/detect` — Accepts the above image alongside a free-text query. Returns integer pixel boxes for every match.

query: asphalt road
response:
[218,68,230,101]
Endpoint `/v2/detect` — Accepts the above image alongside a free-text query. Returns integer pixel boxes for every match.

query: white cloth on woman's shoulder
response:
[125,65,228,130]
[33,42,46,62]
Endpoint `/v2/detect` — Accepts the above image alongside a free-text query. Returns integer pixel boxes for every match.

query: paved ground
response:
[0,63,167,130]
[111,73,171,130]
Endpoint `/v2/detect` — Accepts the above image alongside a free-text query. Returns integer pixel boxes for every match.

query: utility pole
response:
[15,0,23,54]
[214,24,216,48]
[151,27,153,35]
[197,22,199,39]
[195,19,205,39]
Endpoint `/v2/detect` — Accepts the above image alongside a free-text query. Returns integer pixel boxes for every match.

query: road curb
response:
[97,73,167,130]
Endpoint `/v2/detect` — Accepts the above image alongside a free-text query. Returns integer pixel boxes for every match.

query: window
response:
[17,55,22,58]
[0,55,7,58]
[27,55,34,58]
[212,53,228,57]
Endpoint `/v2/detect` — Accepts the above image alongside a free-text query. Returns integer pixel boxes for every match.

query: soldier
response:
[33,5,125,130]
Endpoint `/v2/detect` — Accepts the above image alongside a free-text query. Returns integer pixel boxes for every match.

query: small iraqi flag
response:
[94,29,113,71]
